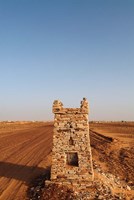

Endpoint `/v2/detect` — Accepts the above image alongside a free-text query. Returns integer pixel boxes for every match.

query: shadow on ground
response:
[0,161,50,185]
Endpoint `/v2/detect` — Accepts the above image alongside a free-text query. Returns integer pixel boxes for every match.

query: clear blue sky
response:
[0,0,134,121]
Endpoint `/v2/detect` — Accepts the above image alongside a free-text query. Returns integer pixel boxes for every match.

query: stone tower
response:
[51,98,94,185]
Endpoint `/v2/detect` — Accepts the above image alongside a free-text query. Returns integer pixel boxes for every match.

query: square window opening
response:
[66,152,78,167]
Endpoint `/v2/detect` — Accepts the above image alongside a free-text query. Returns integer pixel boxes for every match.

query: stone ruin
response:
[46,98,94,190]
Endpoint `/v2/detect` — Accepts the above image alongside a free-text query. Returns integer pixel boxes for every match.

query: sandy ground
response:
[0,122,53,200]
[90,122,134,199]
[0,121,134,200]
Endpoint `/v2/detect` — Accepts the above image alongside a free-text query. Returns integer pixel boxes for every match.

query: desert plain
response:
[0,121,134,199]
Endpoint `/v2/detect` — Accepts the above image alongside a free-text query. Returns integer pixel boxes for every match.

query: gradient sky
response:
[0,0,134,121]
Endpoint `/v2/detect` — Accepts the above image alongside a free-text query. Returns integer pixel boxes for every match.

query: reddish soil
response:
[0,121,134,200]
[0,122,53,200]
[90,122,134,199]
[90,122,134,183]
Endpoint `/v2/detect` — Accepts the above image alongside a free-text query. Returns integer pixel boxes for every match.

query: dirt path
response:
[0,123,53,200]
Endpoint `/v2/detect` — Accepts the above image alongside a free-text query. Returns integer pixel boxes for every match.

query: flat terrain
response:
[0,122,53,200]
[0,121,134,199]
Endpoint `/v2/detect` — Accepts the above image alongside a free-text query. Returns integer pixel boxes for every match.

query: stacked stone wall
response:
[50,98,94,184]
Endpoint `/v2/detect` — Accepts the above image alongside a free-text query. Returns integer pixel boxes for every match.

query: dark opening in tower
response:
[69,137,74,145]
[66,152,78,167]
